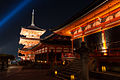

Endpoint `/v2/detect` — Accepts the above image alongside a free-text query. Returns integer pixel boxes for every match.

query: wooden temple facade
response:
[54,0,120,73]
[31,33,72,63]
[18,32,72,63]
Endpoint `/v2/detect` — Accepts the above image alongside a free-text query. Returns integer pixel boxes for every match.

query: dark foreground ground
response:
[0,65,53,80]
[0,65,120,80]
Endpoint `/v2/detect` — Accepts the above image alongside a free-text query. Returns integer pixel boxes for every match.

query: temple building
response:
[53,0,120,73]
[18,10,46,61]
[33,33,72,63]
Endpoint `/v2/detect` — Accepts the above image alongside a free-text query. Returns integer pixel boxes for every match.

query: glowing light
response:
[63,61,65,65]
[102,31,107,56]
[102,66,106,72]
[103,52,107,56]
[44,61,47,63]
[37,60,41,63]
[55,70,57,75]
[71,75,75,80]
[0,0,32,27]
[22,57,25,60]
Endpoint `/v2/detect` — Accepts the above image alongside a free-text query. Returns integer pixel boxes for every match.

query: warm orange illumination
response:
[19,38,39,48]
[63,61,65,65]
[37,60,41,63]
[102,66,106,72]
[71,75,75,80]
[55,0,120,37]
[103,53,107,56]
[55,70,57,75]
[20,28,46,39]
[102,30,107,56]
[44,61,47,63]
[82,36,84,42]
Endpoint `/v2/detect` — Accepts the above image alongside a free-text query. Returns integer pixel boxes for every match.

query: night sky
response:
[0,0,94,57]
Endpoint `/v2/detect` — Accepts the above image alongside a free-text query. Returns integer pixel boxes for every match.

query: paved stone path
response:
[0,65,54,80]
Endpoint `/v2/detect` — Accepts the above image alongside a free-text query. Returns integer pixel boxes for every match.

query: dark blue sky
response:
[0,0,93,56]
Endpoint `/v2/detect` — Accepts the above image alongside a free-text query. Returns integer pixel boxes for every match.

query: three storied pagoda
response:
[18,10,46,61]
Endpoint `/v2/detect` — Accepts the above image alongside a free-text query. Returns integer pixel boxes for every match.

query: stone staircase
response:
[53,57,120,80]
[54,58,82,80]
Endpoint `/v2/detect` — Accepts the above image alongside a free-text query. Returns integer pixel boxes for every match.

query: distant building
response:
[33,33,72,63]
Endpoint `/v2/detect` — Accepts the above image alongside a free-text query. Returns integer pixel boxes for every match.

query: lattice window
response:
[93,21,101,27]
[115,11,120,18]
[78,27,82,32]
[85,25,91,30]
[105,15,113,22]
[74,30,78,34]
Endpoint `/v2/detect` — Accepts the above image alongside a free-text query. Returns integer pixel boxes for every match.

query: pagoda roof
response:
[20,37,40,40]
[23,25,45,31]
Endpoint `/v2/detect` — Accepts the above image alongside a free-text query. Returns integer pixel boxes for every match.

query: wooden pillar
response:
[101,30,107,56]
[71,38,74,54]
[55,47,57,64]
[47,47,49,62]
[82,36,85,42]
[82,29,85,42]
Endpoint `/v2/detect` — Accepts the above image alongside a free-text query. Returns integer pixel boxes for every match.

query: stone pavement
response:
[0,65,54,80]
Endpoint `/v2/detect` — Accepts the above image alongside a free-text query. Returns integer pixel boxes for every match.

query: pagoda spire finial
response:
[31,9,35,26]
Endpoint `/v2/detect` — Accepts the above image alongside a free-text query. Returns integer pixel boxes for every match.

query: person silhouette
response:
[78,42,89,80]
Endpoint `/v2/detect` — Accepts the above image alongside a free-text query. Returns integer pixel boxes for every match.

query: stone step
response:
[55,71,80,80]
[59,69,81,75]
[65,67,82,71]
[55,75,67,80]
[66,65,82,68]
[54,58,82,80]
[61,68,81,73]
[57,72,70,79]
[66,63,82,67]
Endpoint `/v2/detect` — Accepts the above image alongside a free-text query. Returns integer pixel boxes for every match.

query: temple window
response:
[93,21,101,27]
[105,15,113,22]
[85,25,91,30]
[115,11,120,18]
[74,30,78,34]
[78,27,82,32]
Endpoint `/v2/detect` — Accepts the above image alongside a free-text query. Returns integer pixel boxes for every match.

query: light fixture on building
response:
[55,70,57,75]
[63,61,65,65]
[44,61,47,63]
[71,75,75,80]
[102,66,106,72]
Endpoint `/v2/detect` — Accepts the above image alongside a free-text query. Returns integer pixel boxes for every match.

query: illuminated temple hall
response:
[52,0,120,78]
[32,33,72,63]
